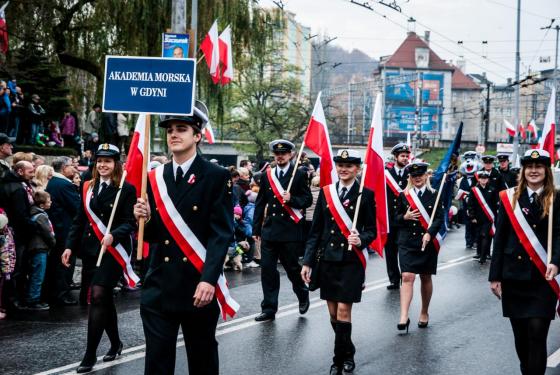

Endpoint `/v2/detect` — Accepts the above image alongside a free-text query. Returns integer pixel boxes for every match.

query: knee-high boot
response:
[330,321,345,375]
[337,321,355,373]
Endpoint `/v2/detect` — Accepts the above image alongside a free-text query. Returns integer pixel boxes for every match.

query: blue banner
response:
[103,56,196,116]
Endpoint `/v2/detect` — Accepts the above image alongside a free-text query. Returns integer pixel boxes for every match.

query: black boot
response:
[338,321,355,373]
[330,319,336,332]
[330,321,345,374]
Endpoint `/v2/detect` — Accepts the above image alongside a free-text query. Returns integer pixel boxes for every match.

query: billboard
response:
[162,33,190,58]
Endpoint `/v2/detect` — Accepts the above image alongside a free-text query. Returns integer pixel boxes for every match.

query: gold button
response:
[350,206,354,210]
[533,225,537,228]
[109,203,113,207]
[331,230,335,234]
[164,256,170,262]
[182,257,188,263]
[518,256,522,260]
[164,240,170,245]
[413,233,417,235]
[155,207,159,211]
[326,204,329,208]
[280,213,284,216]
[193,206,198,211]
[273,204,276,208]
[100,213,104,217]
[330,243,334,246]
[269,187,272,191]
[331,217,335,221]
[394,205,397,209]
[428,206,432,209]
[340,243,344,247]
[273,213,276,216]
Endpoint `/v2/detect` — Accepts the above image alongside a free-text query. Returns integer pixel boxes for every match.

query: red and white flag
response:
[0,2,8,55]
[527,119,538,139]
[406,131,415,161]
[363,93,388,257]
[200,20,220,84]
[518,123,526,140]
[218,25,233,85]
[204,122,215,144]
[538,87,556,165]
[303,92,337,187]
[504,119,516,137]
[125,114,150,197]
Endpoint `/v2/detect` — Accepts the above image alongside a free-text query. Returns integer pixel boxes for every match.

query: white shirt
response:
[98,177,112,194]
[394,166,405,177]
[338,181,355,198]
[527,186,544,200]
[415,186,427,196]
[173,154,196,181]
[276,164,290,178]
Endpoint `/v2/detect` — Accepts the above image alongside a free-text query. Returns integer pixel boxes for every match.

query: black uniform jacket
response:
[467,184,498,227]
[395,188,445,252]
[499,167,518,189]
[386,166,409,227]
[487,168,507,191]
[489,190,560,282]
[252,164,312,242]
[66,180,137,258]
[303,183,376,265]
[141,157,233,313]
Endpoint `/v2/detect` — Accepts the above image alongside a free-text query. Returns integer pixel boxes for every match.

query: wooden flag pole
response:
[197,54,205,65]
[347,163,368,251]
[286,142,305,194]
[96,170,128,267]
[422,172,447,251]
[136,115,151,261]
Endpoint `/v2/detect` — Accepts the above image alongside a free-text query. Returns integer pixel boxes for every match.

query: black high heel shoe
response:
[418,314,429,328]
[76,356,96,373]
[397,319,410,333]
[103,341,123,362]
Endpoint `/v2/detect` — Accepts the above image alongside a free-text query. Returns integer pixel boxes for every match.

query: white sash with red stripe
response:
[385,169,403,196]
[471,186,496,235]
[500,188,560,312]
[82,181,139,288]
[149,166,239,319]
[322,184,368,269]
[455,188,467,201]
[404,189,442,251]
[266,167,304,223]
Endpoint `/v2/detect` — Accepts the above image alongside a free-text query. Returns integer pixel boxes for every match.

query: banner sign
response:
[103,56,196,116]
[162,33,190,58]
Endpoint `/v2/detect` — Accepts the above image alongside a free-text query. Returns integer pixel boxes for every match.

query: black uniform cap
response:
[481,155,496,163]
[476,170,490,178]
[333,149,361,164]
[158,100,209,130]
[95,143,120,159]
[391,143,411,155]
[406,161,430,177]
[520,149,551,166]
[269,139,295,153]
[496,153,510,161]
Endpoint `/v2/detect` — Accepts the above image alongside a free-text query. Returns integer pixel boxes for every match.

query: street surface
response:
[2,227,560,375]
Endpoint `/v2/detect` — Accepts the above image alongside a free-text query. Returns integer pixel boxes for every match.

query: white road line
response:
[36,255,476,375]
[548,347,560,368]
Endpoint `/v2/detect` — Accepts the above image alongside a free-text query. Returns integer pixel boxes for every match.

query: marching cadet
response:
[480,155,506,191]
[133,101,238,375]
[467,171,498,264]
[489,149,560,375]
[395,162,445,333]
[456,153,478,249]
[302,149,376,375]
[497,153,519,188]
[61,144,138,373]
[252,139,312,322]
[384,143,411,290]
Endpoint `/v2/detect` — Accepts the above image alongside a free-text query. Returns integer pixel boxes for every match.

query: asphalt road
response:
[2,226,560,375]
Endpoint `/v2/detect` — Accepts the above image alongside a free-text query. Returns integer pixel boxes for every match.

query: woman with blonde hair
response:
[489,149,560,375]
[33,165,54,191]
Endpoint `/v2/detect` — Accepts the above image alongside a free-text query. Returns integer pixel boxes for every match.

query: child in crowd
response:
[225,205,250,271]
[26,190,56,310]
[0,209,15,319]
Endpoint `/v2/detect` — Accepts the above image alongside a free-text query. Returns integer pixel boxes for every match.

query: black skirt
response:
[82,253,123,289]
[399,245,438,275]
[319,260,365,303]
[501,277,557,319]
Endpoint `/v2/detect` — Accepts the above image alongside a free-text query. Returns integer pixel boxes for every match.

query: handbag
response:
[308,247,324,291]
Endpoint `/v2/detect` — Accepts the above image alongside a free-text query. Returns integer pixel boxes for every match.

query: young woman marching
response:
[61,144,138,373]
[489,149,560,375]
[301,149,377,375]
[395,161,445,333]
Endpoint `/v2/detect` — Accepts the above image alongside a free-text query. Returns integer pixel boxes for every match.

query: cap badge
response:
[341,150,349,159]
[275,143,282,149]
[531,150,539,159]
[102,143,110,150]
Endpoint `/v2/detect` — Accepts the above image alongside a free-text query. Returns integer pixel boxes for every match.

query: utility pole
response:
[511,0,521,165]
[414,72,421,151]
[347,82,353,144]
[484,82,491,147]
[190,0,198,58]
[172,0,187,34]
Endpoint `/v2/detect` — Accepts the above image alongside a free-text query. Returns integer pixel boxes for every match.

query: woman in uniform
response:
[489,149,560,375]
[396,162,444,333]
[61,144,137,373]
[301,149,377,375]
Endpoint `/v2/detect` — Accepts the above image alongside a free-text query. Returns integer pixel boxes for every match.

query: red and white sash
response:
[404,189,443,251]
[149,166,239,319]
[500,188,560,312]
[471,186,496,235]
[266,167,304,223]
[322,184,368,269]
[455,188,467,201]
[82,181,139,288]
[385,169,403,196]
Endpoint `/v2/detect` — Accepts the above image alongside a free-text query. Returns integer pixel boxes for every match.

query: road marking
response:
[548,347,560,368]
[36,254,475,375]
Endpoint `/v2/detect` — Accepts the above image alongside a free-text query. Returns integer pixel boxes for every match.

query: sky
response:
[258,0,560,83]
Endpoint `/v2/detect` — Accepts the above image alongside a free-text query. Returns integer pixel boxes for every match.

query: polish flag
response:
[218,25,233,85]
[527,119,538,139]
[125,114,150,197]
[0,2,9,55]
[303,92,337,187]
[200,20,220,84]
[363,93,388,257]
[504,119,516,137]
[519,123,526,140]
[538,87,556,165]
[204,122,216,144]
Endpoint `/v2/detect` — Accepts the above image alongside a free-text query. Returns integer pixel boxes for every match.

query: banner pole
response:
[422,172,447,251]
[136,115,151,261]
[286,142,305,194]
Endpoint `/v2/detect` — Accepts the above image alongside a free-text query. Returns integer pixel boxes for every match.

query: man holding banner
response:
[133,101,238,374]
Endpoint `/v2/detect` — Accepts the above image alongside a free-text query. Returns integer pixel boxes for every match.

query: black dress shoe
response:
[103,341,123,362]
[397,318,410,334]
[255,312,275,322]
[343,358,355,373]
[299,297,310,315]
[76,357,96,373]
[58,297,78,306]
[330,364,342,375]
[386,283,400,290]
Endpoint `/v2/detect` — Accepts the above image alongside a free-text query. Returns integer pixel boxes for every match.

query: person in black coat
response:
[62,144,137,373]
[395,162,445,333]
[497,153,519,189]
[134,101,234,375]
[302,149,376,375]
[252,139,313,322]
[489,149,560,375]
[467,170,498,264]
[385,143,411,290]
[481,155,507,191]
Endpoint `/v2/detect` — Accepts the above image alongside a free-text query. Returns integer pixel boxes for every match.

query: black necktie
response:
[100,182,107,195]
[530,192,538,207]
[279,170,285,179]
[176,167,184,183]
[417,189,423,198]
[398,170,402,177]
[340,187,347,201]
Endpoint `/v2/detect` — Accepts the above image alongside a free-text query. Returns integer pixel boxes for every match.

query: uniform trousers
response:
[141,303,220,375]
[384,229,400,285]
[260,240,308,314]
[477,225,493,262]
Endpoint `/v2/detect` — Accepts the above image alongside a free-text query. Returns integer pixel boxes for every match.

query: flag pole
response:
[422,172,447,251]
[347,163,368,251]
[197,54,205,65]
[136,115,150,260]
[96,170,128,267]
[286,141,305,194]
